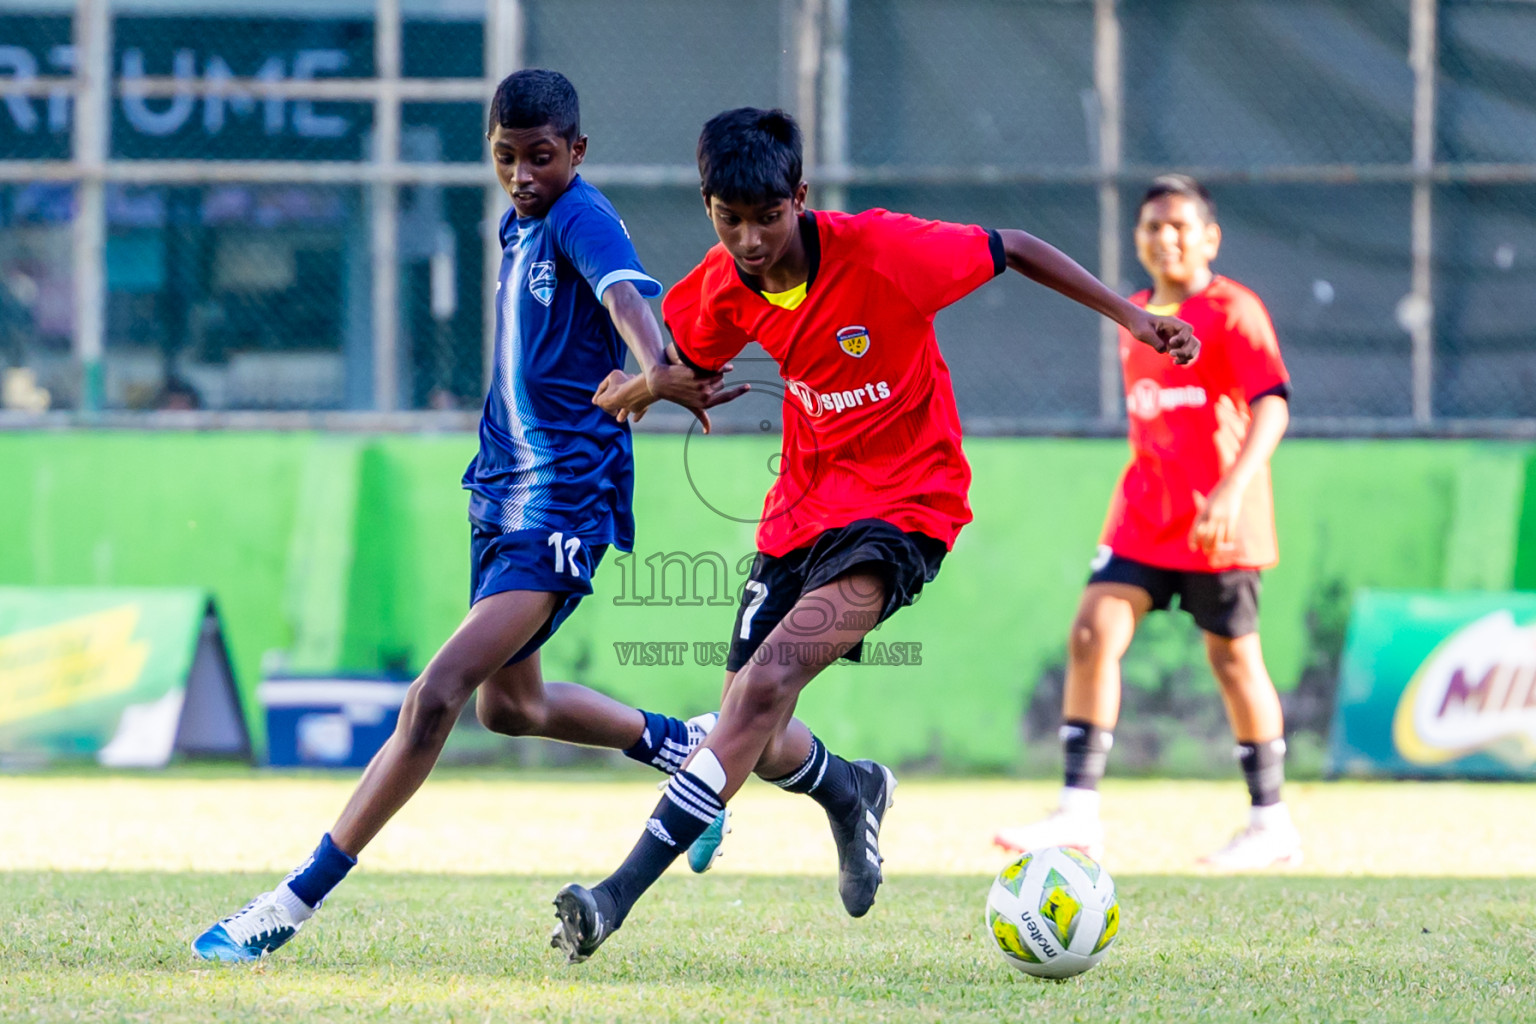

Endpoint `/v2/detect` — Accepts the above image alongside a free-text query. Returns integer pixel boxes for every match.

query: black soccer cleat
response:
[550,883,615,964]
[826,759,898,918]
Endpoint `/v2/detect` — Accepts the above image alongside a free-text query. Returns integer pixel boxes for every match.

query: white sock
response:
[1058,786,1101,818]
[275,882,318,923]
[1249,801,1292,831]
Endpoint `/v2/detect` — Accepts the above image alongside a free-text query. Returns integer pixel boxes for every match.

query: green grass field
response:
[4,774,1535,1022]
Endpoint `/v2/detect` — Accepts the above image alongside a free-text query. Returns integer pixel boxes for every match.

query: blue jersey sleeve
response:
[554,187,662,303]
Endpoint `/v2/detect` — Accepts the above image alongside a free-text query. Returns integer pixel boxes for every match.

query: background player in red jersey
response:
[995,175,1300,870]
[547,110,1198,964]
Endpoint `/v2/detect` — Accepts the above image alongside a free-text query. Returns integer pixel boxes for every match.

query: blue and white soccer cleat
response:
[191,890,306,962]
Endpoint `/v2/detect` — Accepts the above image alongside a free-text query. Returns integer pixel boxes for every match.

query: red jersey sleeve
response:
[1224,289,1290,400]
[662,257,750,373]
[857,210,1005,318]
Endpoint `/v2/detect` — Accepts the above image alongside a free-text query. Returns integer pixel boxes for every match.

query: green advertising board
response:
[1330,590,1536,779]
[0,588,250,767]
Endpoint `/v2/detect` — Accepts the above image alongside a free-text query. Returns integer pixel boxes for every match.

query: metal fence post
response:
[371,0,402,411]
[483,0,522,396]
[71,0,110,413]
[1409,0,1439,425]
[1094,0,1124,425]
[819,0,849,212]
[793,0,823,200]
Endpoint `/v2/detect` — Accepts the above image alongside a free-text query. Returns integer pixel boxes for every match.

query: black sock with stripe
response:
[1061,719,1114,790]
[1237,738,1286,807]
[764,734,860,821]
[592,768,724,929]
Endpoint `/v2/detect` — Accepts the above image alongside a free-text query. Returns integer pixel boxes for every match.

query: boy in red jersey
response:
[547,110,1198,963]
[995,175,1300,870]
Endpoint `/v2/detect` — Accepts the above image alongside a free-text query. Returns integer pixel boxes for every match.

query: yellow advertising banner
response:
[0,589,249,766]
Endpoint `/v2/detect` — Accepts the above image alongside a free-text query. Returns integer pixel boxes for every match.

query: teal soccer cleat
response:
[679,712,731,873]
[686,807,732,873]
[191,890,306,962]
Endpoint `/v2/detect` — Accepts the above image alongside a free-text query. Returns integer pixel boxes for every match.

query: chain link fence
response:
[1,0,1534,427]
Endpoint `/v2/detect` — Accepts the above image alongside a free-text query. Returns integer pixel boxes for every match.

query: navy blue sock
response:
[622,710,692,775]
[765,734,859,821]
[592,768,723,928]
[284,832,357,909]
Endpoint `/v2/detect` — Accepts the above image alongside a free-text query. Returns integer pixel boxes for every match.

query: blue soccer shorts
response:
[469,524,610,665]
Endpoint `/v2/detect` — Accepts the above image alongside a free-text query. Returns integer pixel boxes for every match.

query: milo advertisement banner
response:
[1330,591,1536,779]
[0,588,251,768]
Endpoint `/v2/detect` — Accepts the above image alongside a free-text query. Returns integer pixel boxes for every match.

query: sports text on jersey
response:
[1126,380,1208,420]
[785,378,892,418]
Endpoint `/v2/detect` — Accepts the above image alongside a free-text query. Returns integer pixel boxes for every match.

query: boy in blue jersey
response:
[191,70,744,963]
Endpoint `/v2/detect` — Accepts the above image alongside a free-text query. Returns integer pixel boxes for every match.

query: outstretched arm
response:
[598,282,745,433]
[997,229,1201,365]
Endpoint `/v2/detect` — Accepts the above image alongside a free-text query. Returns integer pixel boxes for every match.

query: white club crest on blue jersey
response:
[529,261,557,306]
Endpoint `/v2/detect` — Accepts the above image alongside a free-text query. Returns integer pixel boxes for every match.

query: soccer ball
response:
[984,846,1120,979]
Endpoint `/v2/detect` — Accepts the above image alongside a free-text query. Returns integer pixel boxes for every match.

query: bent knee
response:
[401,674,473,750]
[1205,641,1240,674]
[474,691,544,737]
[1206,632,1262,670]
[1068,617,1114,663]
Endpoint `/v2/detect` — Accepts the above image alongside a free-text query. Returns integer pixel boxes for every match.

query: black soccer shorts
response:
[725,518,947,672]
[1087,548,1261,639]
